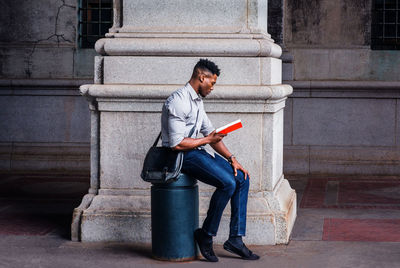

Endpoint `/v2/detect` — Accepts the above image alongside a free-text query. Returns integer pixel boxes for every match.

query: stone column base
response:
[72,176,296,245]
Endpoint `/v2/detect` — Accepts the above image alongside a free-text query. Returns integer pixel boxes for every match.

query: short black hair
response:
[193,59,221,77]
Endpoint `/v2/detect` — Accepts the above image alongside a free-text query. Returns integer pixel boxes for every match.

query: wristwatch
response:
[227,154,235,164]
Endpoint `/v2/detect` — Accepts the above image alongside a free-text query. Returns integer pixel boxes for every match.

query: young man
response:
[161,59,259,262]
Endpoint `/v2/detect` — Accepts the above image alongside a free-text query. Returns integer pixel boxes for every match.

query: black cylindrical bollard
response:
[151,173,199,261]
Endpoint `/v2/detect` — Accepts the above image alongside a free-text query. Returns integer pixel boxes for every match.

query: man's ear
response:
[199,73,204,83]
[199,73,206,83]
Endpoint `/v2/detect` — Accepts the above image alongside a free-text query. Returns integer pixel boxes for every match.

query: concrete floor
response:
[1,173,400,268]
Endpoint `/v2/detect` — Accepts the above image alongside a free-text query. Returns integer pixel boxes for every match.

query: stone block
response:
[261,57,282,85]
[291,49,381,81]
[293,48,367,81]
[262,107,284,190]
[285,0,369,47]
[99,111,160,189]
[369,50,400,81]
[0,95,90,143]
[0,47,75,79]
[122,0,247,33]
[282,62,294,81]
[293,98,396,146]
[207,113,263,191]
[283,145,309,175]
[0,47,32,78]
[10,142,89,172]
[328,49,369,80]
[103,56,262,85]
[0,0,76,44]
[310,146,400,175]
[29,47,74,78]
[284,98,293,145]
[292,49,330,81]
[99,110,264,191]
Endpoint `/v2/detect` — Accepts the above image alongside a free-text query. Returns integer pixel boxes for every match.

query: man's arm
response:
[210,141,249,180]
[172,131,226,151]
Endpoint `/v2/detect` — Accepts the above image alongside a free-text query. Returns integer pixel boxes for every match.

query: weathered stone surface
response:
[283,145,310,174]
[207,113,263,191]
[103,56,262,85]
[0,95,89,142]
[283,145,400,175]
[122,0,265,34]
[261,58,282,85]
[0,0,76,44]
[99,112,159,189]
[262,106,285,190]
[284,98,293,145]
[292,98,396,146]
[282,62,294,81]
[310,146,400,175]
[368,51,400,81]
[96,37,281,58]
[97,103,287,192]
[74,49,97,78]
[290,49,400,81]
[268,0,284,44]
[0,47,74,79]
[285,0,370,47]
[10,142,89,172]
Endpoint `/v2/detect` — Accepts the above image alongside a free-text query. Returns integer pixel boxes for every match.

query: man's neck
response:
[189,80,199,94]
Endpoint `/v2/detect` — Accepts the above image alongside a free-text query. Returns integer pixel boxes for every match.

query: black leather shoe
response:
[194,228,218,262]
[223,240,260,260]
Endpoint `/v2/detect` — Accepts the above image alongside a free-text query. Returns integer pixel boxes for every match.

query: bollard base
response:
[152,255,199,262]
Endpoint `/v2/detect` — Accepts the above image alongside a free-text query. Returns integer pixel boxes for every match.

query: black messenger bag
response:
[141,109,199,184]
[140,132,183,184]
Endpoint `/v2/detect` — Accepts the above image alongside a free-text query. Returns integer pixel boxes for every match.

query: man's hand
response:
[207,130,226,144]
[231,157,249,180]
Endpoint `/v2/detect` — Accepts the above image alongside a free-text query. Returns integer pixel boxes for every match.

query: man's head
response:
[190,59,221,98]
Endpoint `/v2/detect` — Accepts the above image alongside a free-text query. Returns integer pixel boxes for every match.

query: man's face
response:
[198,73,218,98]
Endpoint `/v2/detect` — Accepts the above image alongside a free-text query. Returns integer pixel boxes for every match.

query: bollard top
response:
[152,173,197,188]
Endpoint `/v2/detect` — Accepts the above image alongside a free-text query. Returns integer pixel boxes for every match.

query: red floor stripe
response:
[323,218,400,242]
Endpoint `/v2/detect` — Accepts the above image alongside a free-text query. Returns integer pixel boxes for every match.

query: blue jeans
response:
[182,149,249,237]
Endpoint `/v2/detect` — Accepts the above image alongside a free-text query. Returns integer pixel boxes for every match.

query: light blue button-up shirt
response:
[161,83,215,148]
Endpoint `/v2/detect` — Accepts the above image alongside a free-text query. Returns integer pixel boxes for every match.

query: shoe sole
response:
[223,243,260,260]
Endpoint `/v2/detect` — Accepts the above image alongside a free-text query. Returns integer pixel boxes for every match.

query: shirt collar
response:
[186,83,201,100]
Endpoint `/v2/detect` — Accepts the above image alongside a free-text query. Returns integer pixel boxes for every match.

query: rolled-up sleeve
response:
[200,110,215,136]
[167,102,186,148]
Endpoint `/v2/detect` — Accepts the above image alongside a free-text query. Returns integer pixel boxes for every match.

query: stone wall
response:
[0,0,93,172]
[283,0,400,175]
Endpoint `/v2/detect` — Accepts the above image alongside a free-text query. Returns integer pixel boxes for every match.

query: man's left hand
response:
[231,158,249,180]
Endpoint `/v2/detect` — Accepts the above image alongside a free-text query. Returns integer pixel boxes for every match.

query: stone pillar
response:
[72,0,296,245]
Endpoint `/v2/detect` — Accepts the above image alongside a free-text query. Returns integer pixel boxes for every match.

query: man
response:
[161,59,259,262]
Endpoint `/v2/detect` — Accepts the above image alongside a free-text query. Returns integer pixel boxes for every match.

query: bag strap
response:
[153,108,200,147]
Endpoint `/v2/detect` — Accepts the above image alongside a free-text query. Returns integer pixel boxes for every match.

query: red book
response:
[216,119,243,134]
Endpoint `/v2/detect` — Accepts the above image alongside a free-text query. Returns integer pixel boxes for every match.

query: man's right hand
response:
[207,130,226,144]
